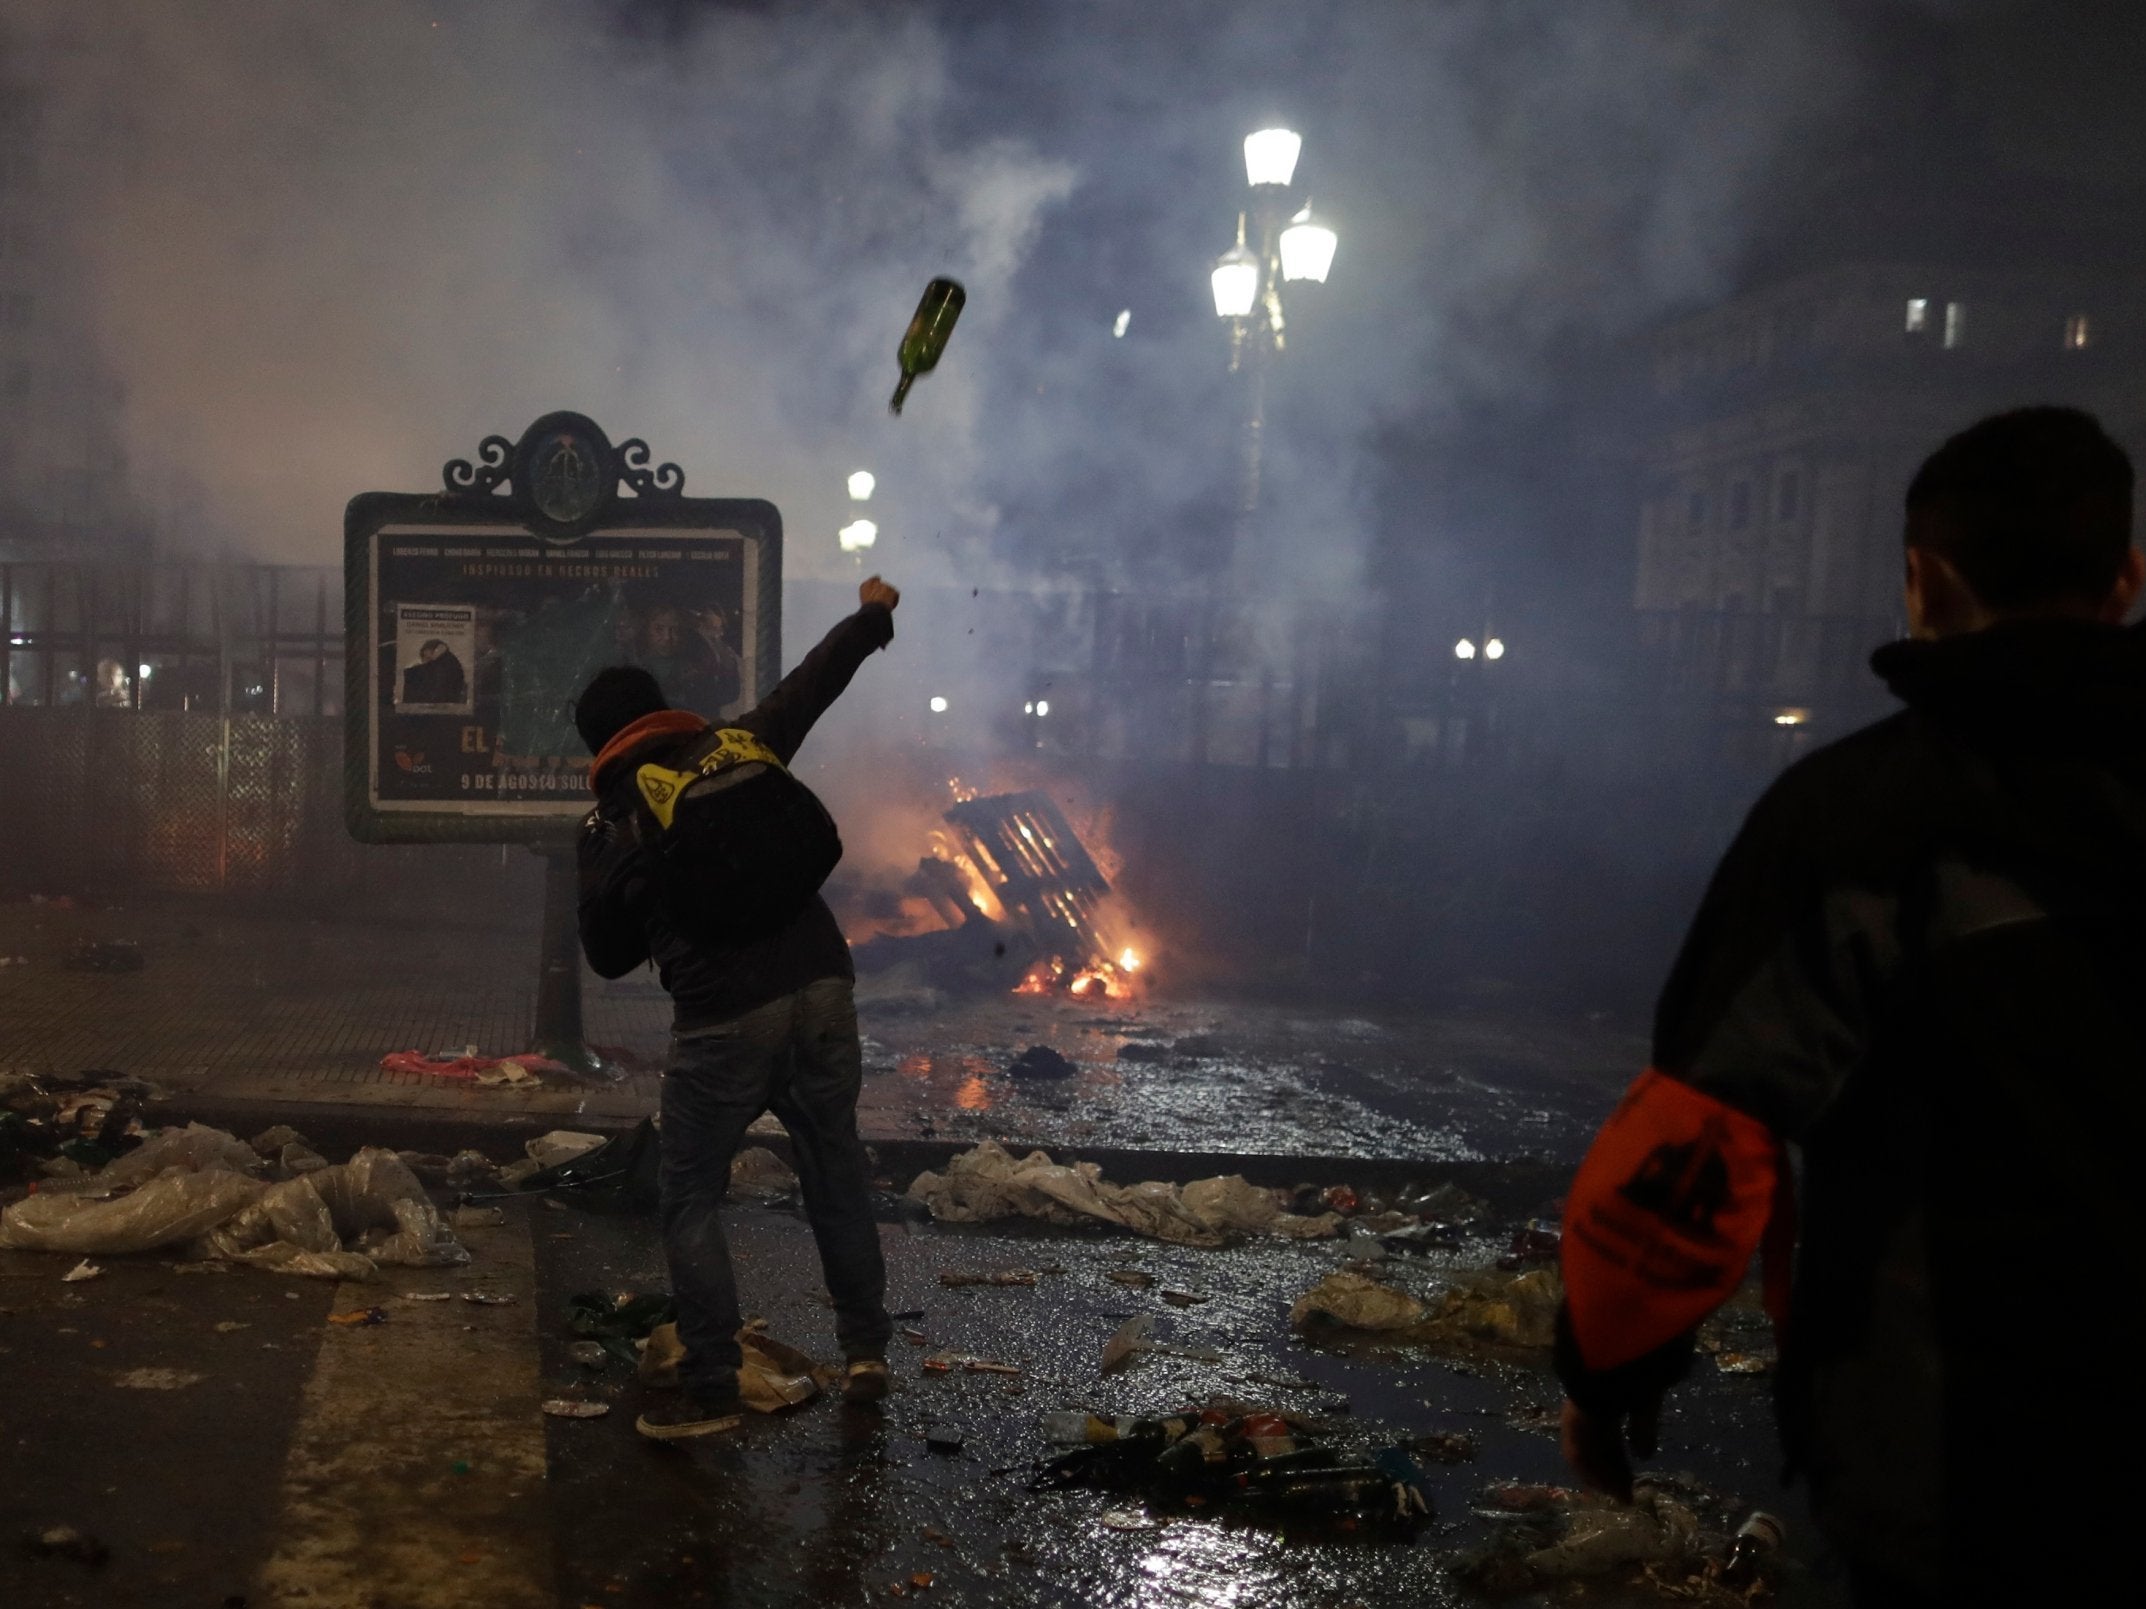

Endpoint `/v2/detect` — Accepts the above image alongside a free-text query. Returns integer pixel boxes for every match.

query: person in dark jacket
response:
[1554,407,2146,1606]
[576,575,902,1440]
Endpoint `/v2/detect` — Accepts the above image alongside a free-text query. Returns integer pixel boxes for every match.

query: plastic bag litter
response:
[306,1148,469,1267]
[0,1167,264,1254]
[1291,1270,1429,1332]
[527,1130,607,1169]
[1418,1267,1561,1349]
[906,1143,1339,1247]
[97,1123,260,1187]
[1290,1267,1563,1349]
[0,1130,467,1273]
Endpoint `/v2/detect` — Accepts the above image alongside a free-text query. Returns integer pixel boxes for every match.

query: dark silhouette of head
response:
[574,665,668,754]
[1905,407,2137,629]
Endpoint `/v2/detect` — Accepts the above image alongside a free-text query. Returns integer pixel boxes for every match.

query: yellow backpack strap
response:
[694,727,784,776]
[633,764,695,831]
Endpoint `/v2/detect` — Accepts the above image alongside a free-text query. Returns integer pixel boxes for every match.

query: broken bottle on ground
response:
[1030,1401,1434,1525]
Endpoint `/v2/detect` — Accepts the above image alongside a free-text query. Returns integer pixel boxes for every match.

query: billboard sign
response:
[345,412,781,843]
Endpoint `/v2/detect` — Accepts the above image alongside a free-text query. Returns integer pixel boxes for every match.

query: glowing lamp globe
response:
[1279,209,1338,284]
[1211,246,1259,319]
[1244,128,1302,189]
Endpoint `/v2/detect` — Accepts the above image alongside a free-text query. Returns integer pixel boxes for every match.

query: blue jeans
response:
[659,977,891,1403]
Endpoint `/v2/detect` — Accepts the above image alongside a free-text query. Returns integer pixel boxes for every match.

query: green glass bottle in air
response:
[890,277,966,414]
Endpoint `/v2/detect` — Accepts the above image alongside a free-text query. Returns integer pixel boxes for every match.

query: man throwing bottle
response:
[575,576,901,1438]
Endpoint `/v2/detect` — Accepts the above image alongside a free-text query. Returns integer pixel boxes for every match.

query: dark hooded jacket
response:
[1555,619,2146,1599]
[576,604,892,1030]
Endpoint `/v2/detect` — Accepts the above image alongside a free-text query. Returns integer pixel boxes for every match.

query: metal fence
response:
[1,561,352,896]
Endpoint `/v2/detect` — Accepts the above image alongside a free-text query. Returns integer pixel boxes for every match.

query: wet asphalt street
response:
[3,1183,1857,1609]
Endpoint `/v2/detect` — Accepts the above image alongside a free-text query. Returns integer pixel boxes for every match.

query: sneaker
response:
[843,1358,890,1405]
[635,1395,743,1441]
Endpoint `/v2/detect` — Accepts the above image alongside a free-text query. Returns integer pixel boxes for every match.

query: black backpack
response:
[630,727,842,944]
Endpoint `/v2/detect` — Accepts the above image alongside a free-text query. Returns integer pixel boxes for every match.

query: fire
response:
[1016,950,1145,1001]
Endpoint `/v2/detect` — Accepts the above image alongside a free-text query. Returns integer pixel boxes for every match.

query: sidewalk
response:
[0,894,1645,1187]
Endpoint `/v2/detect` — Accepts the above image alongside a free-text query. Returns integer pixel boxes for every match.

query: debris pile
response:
[1453,1478,1774,1601]
[906,1142,1342,1247]
[1030,1399,1435,1526]
[378,1049,571,1086]
[1291,1265,1563,1350]
[0,1121,470,1278]
[0,1069,164,1184]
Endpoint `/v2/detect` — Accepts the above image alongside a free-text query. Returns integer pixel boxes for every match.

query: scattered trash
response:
[638,1320,687,1388]
[1100,1509,1159,1531]
[378,1050,569,1083]
[541,1399,611,1419]
[1714,1351,1771,1375]
[1454,1478,1746,1596]
[1099,1314,1224,1374]
[1290,1271,1426,1333]
[571,1289,676,1366]
[518,1120,660,1209]
[1006,1045,1078,1080]
[1378,1222,1464,1255]
[215,1320,249,1333]
[921,1350,1021,1376]
[907,1142,1339,1247]
[1106,1270,1154,1289]
[568,1340,607,1367]
[62,939,145,974]
[22,1524,110,1566]
[453,1205,506,1230]
[328,1306,389,1327]
[1290,1267,1562,1351]
[1160,1289,1210,1307]
[1496,1219,1562,1271]
[924,1423,966,1452]
[463,1291,515,1306]
[939,1268,1040,1288]
[1721,1511,1786,1585]
[0,1130,470,1280]
[113,1367,205,1389]
[61,1259,102,1283]
[403,1292,453,1303]
[1032,1403,1434,1528]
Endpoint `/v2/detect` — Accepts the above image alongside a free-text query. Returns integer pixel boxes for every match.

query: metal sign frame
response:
[344,411,782,844]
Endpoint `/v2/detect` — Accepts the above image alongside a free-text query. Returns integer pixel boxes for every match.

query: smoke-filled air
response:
[4,5,2146,1601]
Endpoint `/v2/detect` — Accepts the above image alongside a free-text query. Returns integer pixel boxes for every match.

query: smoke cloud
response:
[4,0,1862,590]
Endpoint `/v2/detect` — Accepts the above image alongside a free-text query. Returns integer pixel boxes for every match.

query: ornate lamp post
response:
[1211,128,1338,562]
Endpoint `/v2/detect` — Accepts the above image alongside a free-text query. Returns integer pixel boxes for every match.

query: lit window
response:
[1943,301,1966,349]
[1905,297,1929,334]
[2065,313,2091,350]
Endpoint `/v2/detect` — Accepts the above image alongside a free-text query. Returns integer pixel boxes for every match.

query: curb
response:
[163,1093,1573,1216]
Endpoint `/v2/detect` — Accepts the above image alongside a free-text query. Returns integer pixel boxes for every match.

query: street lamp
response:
[838,518,877,554]
[1243,128,1302,189]
[1279,207,1338,284]
[847,470,875,502]
[1210,238,1259,320]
